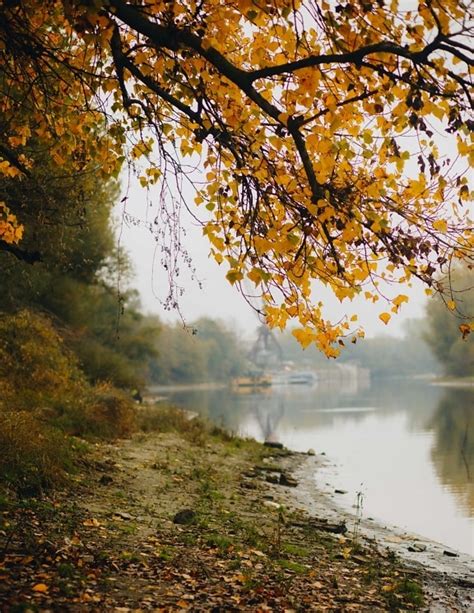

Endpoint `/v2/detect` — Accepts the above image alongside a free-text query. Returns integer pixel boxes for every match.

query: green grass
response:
[276,559,309,574]
[282,542,311,557]
[395,578,424,607]
[204,533,233,551]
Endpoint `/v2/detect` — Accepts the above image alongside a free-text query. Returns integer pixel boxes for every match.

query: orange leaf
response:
[82,518,102,527]
[379,312,391,325]
[32,583,49,593]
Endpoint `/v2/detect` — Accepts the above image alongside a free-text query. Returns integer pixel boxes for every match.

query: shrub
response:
[0,310,136,438]
[0,309,86,413]
[0,410,72,494]
[80,382,136,438]
[0,310,138,493]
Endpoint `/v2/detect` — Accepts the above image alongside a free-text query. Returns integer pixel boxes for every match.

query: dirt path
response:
[1,425,472,611]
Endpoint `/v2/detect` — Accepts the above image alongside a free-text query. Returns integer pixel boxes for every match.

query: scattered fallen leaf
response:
[32,583,49,593]
[176,600,190,609]
[82,518,102,527]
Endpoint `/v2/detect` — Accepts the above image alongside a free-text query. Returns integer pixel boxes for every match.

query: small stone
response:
[113,511,133,520]
[408,543,427,552]
[173,509,196,525]
[263,500,282,510]
[242,470,258,478]
[240,481,257,490]
[265,473,280,484]
[264,441,284,449]
[334,489,348,495]
[443,549,459,557]
[307,448,316,456]
[280,473,298,487]
[99,475,113,485]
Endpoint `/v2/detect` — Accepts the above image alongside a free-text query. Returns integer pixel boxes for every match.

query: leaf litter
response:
[0,428,470,611]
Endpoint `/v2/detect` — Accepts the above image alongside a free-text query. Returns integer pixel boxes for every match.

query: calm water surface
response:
[164,379,473,555]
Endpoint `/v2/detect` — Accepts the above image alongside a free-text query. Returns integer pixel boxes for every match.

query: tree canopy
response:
[1,0,473,355]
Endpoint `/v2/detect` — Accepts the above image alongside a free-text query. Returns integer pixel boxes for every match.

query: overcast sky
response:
[118,181,428,341]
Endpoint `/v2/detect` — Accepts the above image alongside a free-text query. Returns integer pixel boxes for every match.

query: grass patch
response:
[395,578,424,607]
[276,559,309,574]
[158,546,175,561]
[282,542,311,557]
[138,405,208,445]
[204,533,233,551]
[138,404,258,451]
[0,410,73,495]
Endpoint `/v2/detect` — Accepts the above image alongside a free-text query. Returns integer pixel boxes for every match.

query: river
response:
[158,378,473,556]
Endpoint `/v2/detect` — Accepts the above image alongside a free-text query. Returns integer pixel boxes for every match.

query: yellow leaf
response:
[226,269,244,285]
[392,294,409,307]
[379,312,391,325]
[432,219,448,233]
[82,517,102,527]
[292,327,314,349]
[447,300,456,311]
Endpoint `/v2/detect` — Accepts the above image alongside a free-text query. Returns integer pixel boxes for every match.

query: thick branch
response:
[108,0,283,123]
[247,40,455,81]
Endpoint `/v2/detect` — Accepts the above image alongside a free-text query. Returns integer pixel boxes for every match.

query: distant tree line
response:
[424,267,474,378]
[145,317,246,384]
[275,321,439,379]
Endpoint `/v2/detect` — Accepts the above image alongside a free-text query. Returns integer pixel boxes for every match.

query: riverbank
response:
[282,453,474,610]
[0,407,471,610]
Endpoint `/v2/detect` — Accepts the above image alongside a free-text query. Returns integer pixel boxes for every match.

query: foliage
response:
[1,0,473,355]
[192,318,246,380]
[0,309,86,414]
[48,282,159,388]
[337,327,438,378]
[0,308,139,492]
[0,309,136,438]
[0,201,23,245]
[425,266,474,376]
[65,382,137,438]
[0,138,159,389]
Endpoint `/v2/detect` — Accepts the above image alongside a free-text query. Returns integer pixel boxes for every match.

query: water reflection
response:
[429,389,473,513]
[163,379,474,554]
